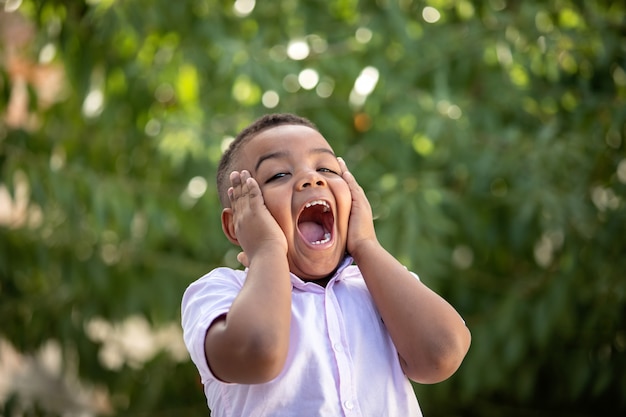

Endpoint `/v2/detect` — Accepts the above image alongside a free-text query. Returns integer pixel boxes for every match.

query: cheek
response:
[334,183,353,220]
[263,196,293,231]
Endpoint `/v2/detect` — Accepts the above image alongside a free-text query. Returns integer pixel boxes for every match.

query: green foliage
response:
[1,0,624,415]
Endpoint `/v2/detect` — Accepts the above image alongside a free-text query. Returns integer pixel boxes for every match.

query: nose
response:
[296,170,327,190]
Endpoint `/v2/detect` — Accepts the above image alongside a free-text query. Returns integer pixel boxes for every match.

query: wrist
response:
[248,244,288,264]
[349,238,381,263]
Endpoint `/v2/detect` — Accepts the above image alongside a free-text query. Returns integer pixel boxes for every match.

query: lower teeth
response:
[311,232,331,245]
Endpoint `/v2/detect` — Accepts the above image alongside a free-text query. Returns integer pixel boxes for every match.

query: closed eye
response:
[318,167,340,175]
[265,172,290,183]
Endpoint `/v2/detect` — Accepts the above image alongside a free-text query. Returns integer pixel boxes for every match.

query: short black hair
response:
[216,113,317,208]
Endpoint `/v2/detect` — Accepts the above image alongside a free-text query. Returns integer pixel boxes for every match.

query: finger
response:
[338,157,355,182]
[238,170,252,202]
[337,156,349,174]
[227,186,235,205]
[245,176,263,204]
[338,157,361,192]
[229,171,243,201]
[230,170,256,211]
[230,170,242,187]
[228,174,240,210]
[241,170,255,192]
[239,170,251,184]
[237,251,250,268]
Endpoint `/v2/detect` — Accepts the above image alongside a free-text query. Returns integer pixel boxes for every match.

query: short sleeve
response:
[181,267,246,383]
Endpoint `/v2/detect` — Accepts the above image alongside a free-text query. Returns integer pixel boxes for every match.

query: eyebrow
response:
[254,148,336,172]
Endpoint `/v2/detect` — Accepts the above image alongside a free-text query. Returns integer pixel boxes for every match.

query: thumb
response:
[237,251,250,268]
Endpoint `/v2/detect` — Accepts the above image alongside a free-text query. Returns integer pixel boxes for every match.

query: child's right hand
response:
[228,170,288,264]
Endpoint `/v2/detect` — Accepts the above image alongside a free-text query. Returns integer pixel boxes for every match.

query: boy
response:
[181,113,471,416]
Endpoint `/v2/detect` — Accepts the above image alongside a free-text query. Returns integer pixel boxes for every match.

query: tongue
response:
[299,221,325,242]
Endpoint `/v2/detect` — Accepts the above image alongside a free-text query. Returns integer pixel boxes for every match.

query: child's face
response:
[236,124,352,280]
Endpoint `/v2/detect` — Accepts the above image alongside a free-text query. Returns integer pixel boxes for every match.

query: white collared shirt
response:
[181,257,422,417]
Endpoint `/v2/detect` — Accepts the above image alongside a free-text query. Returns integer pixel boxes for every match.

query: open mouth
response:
[297,199,334,246]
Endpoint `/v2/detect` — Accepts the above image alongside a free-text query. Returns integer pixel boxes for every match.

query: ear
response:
[221,208,240,246]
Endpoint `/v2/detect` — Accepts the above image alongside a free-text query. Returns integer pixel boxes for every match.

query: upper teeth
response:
[305,200,330,212]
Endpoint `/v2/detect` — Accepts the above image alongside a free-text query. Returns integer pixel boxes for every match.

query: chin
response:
[291,256,343,281]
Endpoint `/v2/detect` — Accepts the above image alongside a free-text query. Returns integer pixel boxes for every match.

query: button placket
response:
[325,285,360,415]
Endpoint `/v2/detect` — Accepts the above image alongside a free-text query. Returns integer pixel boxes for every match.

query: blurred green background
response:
[1,0,624,416]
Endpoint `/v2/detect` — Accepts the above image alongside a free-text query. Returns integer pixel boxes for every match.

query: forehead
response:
[237,125,334,171]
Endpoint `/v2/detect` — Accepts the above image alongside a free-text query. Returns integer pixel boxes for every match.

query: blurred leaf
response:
[1,0,625,416]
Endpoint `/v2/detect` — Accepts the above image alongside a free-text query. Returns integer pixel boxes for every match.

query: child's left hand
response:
[337,157,379,258]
